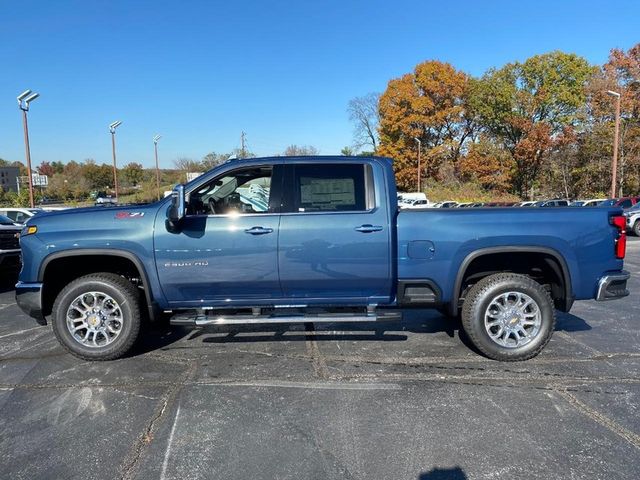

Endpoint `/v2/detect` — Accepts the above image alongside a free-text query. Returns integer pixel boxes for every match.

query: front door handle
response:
[244,226,274,235]
[355,224,383,233]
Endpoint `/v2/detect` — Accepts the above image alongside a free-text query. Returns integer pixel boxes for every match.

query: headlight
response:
[22,225,37,236]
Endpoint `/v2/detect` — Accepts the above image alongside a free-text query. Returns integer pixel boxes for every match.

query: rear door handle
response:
[355,224,383,233]
[244,226,274,235]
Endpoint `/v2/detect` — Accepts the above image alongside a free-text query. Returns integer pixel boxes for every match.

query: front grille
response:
[0,232,20,250]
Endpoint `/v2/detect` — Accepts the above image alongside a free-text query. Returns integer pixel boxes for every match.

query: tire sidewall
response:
[633,220,640,237]
[465,277,555,360]
[52,277,139,359]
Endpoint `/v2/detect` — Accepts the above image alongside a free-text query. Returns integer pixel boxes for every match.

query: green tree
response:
[469,51,595,196]
[340,147,354,156]
[122,162,144,187]
[201,152,230,170]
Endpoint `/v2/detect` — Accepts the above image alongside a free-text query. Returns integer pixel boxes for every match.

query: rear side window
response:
[292,164,372,212]
[619,199,633,209]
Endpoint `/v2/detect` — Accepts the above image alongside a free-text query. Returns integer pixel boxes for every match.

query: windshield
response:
[626,203,640,212]
[0,215,16,225]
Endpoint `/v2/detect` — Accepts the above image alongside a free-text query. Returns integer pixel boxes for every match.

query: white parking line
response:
[160,404,181,480]
[0,326,46,340]
[194,380,402,390]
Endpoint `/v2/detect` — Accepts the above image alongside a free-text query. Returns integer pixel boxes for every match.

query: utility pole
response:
[240,131,247,158]
[414,137,422,192]
[606,90,621,198]
[109,121,122,202]
[17,90,40,208]
[153,135,162,200]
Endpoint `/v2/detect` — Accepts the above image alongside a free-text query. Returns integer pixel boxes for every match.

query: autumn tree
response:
[470,51,595,197]
[459,137,514,192]
[377,60,476,191]
[37,161,55,177]
[587,44,640,196]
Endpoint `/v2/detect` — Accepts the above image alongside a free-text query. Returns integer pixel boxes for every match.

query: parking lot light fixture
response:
[606,90,621,198]
[414,137,422,192]
[153,135,162,200]
[17,89,40,208]
[109,121,122,202]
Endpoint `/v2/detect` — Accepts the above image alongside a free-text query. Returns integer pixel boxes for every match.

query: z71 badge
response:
[115,212,145,219]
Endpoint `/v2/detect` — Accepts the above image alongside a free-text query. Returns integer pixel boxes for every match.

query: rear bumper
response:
[596,271,630,301]
[15,281,46,325]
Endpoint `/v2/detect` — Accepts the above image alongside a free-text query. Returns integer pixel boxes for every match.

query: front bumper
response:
[15,281,46,325]
[596,271,630,301]
[0,249,21,268]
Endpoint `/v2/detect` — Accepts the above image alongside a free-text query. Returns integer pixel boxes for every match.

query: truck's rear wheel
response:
[461,273,555,361]
[52,273,141,361]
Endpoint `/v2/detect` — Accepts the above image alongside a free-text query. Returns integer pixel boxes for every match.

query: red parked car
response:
[600,197,640,209]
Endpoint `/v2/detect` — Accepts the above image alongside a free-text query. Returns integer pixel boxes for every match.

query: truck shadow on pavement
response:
[181,312,485,357]
[0,271,19,294]
[146,309,592,358]
[419,467,467,479]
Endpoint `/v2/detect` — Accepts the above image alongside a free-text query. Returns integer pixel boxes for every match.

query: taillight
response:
[611,215,626,259]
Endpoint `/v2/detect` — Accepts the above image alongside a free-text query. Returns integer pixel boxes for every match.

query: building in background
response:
[0,167,20,193]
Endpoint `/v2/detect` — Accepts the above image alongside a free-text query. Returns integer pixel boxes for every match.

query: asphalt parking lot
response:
[0,239,639,480]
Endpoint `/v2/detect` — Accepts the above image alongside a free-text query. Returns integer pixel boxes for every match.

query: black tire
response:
[52,273,141,361]
[461,273,555,361]
[633,220,640,237]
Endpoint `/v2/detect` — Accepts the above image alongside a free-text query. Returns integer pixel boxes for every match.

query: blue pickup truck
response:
[16,156,630,361]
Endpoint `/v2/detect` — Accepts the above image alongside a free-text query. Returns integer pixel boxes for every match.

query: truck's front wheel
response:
[52,273,141,361]
[461,273,555,361]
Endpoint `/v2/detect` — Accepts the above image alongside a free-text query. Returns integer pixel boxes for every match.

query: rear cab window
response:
[287,163,375,213]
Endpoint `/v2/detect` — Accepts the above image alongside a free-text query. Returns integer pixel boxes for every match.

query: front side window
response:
[186,166,273,215]
[292,164,371,212]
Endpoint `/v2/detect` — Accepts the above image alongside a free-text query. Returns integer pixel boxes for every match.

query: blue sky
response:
[0,0,638,169]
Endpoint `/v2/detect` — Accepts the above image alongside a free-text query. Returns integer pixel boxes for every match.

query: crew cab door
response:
[154,163,284,306]
[277,161,392,303]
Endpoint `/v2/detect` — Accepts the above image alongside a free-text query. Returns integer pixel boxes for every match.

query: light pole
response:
[153,135,162,200]
[17,90,40,208]
[606,90,621,198]
[414,137,422,192]
[109,120,122,202]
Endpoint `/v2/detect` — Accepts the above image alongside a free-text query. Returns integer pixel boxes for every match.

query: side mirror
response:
[167,184,185,226]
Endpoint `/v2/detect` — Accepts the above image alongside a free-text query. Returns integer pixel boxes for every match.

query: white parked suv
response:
[0,208,43,225]
[625,203,640,236]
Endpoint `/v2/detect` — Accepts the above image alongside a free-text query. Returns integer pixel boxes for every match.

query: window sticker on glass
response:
[299,177,355,211]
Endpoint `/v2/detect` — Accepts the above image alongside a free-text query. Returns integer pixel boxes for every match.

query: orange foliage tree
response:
[377,60,477,191]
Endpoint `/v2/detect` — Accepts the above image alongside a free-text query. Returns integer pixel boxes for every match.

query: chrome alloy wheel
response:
[484,291,542,348]
[66,291,124,348]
